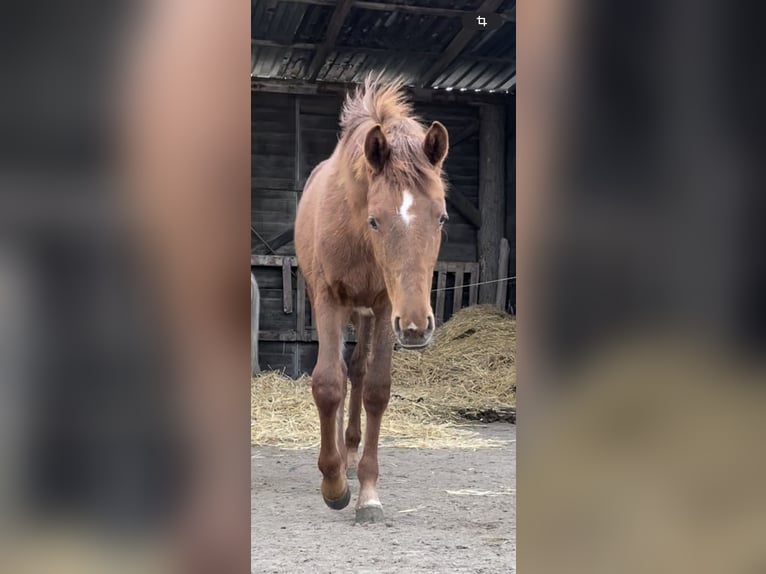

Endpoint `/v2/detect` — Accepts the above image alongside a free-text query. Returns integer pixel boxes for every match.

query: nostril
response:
[426,315,434,333]
[394,316,402,333]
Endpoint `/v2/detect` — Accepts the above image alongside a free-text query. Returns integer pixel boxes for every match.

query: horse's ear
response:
[364,124,390,174]
[423,121,449,167]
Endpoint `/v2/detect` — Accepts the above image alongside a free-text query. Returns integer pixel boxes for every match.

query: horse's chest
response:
[325,263,383,307]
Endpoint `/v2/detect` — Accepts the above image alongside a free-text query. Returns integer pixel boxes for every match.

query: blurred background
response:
[519,1,766,573]
[0,1,249,573]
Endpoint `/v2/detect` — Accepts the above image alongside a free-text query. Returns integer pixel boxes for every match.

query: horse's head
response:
[363,120,449,348]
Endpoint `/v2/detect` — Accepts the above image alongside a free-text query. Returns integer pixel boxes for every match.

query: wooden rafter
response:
[273,0,516,22]
[306,0,355,81]
[251,39,316,51]
[251,39,513,65]
[419,0,505,88]
[354,1,513,20]
[251,77,513,103]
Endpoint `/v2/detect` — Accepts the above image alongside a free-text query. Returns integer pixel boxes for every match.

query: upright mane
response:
[338,74,444,192]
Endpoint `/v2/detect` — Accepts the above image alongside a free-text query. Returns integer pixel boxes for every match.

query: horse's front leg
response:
[345,313,373,477]
[312,300,351,510]
[355,302,394,524]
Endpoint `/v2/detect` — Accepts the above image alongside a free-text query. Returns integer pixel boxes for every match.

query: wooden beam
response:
[278,0,335,6]
[251,78,513,103]
[251,254,297,266]
[450,123,479,148]
[452,266,464,313]
[495,237,510,309]
[282,258,293,314]
[477,104,506,304]
[278,0,515,22]
[355,1,506,19]
[306,0,355,81]
[435,271,447,325]
[294,96,301,187]
[296,270,307,341]
[420,0,504,88]
[251,273,260,375]
[468,264,479,305]
[446,187,481,228]
[252,39,512,65]
[264,226,294,252]
[251,38,315,50]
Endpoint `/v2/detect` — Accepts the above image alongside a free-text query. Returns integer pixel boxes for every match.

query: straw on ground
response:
[252,305,515,449]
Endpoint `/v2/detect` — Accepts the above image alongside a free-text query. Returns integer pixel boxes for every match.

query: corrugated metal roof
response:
[251,0,515,93]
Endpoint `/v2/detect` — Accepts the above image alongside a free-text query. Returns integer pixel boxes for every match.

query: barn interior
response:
[251,0,516,376]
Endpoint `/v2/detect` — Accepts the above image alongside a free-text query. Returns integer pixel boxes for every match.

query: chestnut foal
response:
[294,77,449,523]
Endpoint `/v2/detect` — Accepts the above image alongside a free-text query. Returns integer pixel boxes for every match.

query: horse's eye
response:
[439,213,449,225]
[368,216,379,230]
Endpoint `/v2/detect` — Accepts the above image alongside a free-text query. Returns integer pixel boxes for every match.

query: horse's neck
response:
[336,167,368,215]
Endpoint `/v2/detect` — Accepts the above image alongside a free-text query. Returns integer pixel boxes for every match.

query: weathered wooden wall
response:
[252,92,482,261]
[252,90,515,377]
[505,100,516,313]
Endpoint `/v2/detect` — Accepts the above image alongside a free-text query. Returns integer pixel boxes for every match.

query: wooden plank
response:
[468,264,479,305]
[449,123,479,148]
[446,187,482,228]
[477,103,506,303]
[294,96,302,187]
[282,258,293,314]
[259,330,299,342]
[251,273,260,375]
[437,262,466,273]
[435,271,447,325]
[296,270,307,341]
[265,226,294,252]
[439,243,477,264]
[251,255,297,266]
[251,177,297,190]
[419,0,504,88]
[355,1,479,18]
[280,0,515,21]
[453,265,464,313]
[495,237,510,309]
[292,343,300,378]
[306,0,355,81]
[251,38,316,50]
[251,78,514,104]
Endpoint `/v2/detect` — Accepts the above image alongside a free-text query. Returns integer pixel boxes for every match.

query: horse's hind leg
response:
[355,302,393,524]
[345,312,373,477]
[311,298,351,510]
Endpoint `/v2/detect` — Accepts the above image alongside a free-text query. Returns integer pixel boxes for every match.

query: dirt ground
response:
[251,423,516,574]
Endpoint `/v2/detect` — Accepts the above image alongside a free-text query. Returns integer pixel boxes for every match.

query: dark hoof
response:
[355,505,385,524]
[323,486,351,510]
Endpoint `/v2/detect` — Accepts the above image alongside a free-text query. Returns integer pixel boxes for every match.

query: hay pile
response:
[251,305,515,449]
[392,304,516,418]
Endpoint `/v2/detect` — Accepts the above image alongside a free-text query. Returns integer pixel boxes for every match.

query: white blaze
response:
[399,190,414,225]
